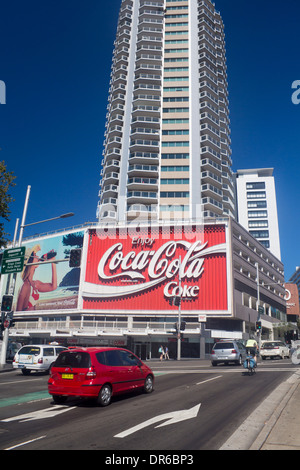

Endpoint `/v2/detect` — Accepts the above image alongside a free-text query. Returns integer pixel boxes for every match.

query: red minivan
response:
[48,347,154,406]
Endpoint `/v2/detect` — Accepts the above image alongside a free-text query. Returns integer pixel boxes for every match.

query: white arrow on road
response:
[114,403,201,439]
[1,405,76,423]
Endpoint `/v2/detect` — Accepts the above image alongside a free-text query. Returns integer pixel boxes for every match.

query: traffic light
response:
[256,321,262,331]
[69,248,82,268]
[1,295,13,313]
[180,321,186,331]
[0,312,4,332]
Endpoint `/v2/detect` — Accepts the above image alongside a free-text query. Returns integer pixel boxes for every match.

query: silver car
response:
[211,340,247,366]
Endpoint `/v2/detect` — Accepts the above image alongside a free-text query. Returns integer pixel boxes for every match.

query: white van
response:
[13,344,67,375]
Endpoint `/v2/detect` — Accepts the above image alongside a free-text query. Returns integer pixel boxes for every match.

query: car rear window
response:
[213,342,234,350]
[19,346,41,356]
[262,342,283,349]
[55,351,91,368]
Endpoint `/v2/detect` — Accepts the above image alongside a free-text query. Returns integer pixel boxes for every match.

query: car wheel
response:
[52,395,67,404]
[21,369,31,376]
[211,361,217,367]
[97,384,112,407]
[144,375,154,394]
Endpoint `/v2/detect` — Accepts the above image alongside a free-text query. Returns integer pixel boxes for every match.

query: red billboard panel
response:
[82,224,229,314]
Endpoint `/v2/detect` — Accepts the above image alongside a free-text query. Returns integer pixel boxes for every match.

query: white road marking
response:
[115,403,201,439]
[196,375,222,385]
[1,405,76,423]
[5,435,46,450]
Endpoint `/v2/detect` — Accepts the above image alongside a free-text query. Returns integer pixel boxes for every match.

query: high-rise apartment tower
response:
[97,0,234,223]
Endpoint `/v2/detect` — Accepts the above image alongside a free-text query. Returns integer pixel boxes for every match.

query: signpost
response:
[1,247,25,274]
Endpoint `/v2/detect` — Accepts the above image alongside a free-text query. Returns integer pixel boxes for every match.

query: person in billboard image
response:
[16,244,57,311]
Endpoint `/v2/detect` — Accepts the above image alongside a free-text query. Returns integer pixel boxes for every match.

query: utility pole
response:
[256,263,262,356]
[0,218,19,366]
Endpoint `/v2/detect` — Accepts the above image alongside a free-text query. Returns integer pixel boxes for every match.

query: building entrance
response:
[133,342,149,361]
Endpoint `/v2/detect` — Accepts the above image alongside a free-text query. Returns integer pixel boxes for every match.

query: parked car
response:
[13,344,67,375]
[260,341,290,360]
[211,340,247,366]
[48,347,154,406]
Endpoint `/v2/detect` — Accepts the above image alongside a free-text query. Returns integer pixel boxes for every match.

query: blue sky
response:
[0,0,299,280]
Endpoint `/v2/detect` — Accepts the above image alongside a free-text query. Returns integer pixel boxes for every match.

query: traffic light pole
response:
[0,186,74,366]
[256,263,262,357]
[0,219,19,367]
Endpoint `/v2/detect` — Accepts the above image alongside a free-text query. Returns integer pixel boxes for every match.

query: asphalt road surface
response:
[0,359,297,451]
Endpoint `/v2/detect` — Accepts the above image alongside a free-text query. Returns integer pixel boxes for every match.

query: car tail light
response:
[211,350,215,355]
[231,349,237,354]
[274,346,279,349]
[38,358,43,364]
[86,367,97,379]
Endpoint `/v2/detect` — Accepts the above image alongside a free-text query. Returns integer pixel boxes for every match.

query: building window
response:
[246,182,266,190]
[247,191,266,199]
[247,201,267,208]
[160,191,189,198]
[161,178,189,184]
[248,221,268,228]
[249,230,269,239]
[248,210,268,218]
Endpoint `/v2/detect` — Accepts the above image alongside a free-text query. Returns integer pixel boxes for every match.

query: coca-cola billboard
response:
[81,224,230,315]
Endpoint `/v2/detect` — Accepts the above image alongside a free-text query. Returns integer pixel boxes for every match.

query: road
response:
[0,359,298,451]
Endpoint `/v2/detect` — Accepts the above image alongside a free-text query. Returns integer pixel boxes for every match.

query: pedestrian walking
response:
[159,345,164,361]
[165,346,169,360]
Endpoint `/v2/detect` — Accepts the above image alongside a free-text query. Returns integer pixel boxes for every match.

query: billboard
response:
[81,224,230,315]
[285,283,300,316]
[1,230,84,313]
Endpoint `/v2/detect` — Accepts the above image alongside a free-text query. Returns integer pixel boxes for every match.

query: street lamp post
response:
[256,263,283,354]
[0,185,74,366]
[177,256,182,361]
[256,263,262,354]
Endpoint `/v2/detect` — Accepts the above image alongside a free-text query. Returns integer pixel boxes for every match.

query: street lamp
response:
[18,185,74,246]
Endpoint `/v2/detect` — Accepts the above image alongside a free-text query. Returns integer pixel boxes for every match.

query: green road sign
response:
[1,247,25,274]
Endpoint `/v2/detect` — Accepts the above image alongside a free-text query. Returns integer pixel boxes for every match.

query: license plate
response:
[62,373,74,380]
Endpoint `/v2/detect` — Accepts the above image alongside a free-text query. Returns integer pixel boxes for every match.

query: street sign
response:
[1,247,25,274]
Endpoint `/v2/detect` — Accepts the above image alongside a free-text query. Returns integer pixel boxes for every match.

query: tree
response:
[0,160,16,247]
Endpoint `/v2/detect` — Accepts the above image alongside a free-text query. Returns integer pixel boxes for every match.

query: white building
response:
[235,168,281,260]
[97,0,234,224]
